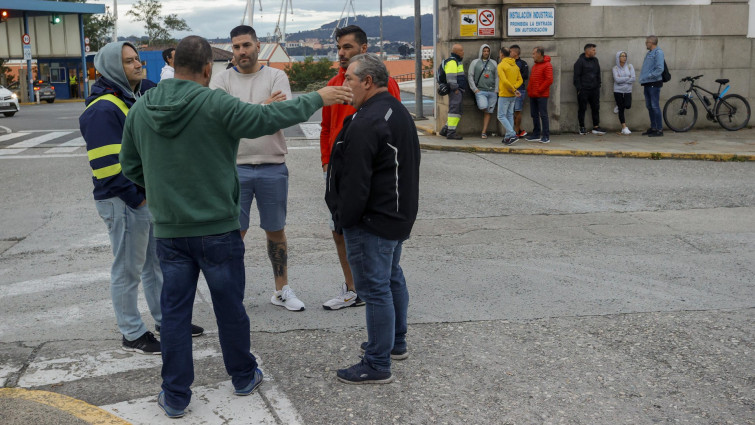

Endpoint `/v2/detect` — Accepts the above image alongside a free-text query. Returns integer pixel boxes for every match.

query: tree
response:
[284,57,337,91]
[126,0,190,45]
[57,0,115,50]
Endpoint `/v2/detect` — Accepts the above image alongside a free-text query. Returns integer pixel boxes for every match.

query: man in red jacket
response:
[319,25,402,310]
[525,46,554,143]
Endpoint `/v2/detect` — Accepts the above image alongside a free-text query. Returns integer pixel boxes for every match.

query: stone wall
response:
[436,0,754,135]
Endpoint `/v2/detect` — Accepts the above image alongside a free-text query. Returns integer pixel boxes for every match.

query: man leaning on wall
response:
[439,44,467,140]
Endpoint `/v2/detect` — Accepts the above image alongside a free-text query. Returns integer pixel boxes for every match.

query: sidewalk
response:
[414,115,755,161]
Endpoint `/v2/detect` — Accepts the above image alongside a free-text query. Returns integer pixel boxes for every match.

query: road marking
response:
[7,131,73,149]
[0,132,27,142]
[0,148,28,156]
[18,346,222,387]
[47,136,85,154]
[0,388,130,425]
[0,153,87,159]
[0,270,110,298]
[299,122,321,140]
[101,378,303,425]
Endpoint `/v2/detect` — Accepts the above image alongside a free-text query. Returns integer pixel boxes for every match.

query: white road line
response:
[101,379,288,425]
[0,153,87,159]
[0,148,28,156]
[0,271,110,298]
[18,347,222,387]
[46,136,85,154]
[7,131,72,149]
[0,132,28,142]
[298,122,321,140]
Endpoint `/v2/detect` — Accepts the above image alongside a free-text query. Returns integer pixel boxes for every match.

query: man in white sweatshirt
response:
[210,25,305,311]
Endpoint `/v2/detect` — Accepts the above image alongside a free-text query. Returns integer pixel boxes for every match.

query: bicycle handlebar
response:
[681,75,704,82]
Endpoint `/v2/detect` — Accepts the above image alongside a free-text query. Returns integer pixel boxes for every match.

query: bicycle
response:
[662,75,750,132]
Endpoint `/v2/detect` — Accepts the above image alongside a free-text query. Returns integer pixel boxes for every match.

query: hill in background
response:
[287,14,433,43]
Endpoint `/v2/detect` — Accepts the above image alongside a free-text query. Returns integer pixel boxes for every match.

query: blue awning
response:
[0,0,105,16]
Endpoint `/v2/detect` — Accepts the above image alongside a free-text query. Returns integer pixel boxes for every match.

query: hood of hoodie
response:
[94,41,140,100]
[503,57,516,66]
[477,44,492,60]
[615,51,629,69]
[136,78,213,139]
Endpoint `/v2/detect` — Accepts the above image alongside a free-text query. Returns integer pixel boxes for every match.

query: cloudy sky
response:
[91,0,433,40]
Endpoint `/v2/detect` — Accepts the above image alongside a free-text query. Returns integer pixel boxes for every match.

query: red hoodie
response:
[319,67,401,166]
[527,55,553,98]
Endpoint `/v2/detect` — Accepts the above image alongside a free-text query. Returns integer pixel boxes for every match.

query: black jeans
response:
[529,97,549,138]
[613,92,632,125]
[577,88,600,128]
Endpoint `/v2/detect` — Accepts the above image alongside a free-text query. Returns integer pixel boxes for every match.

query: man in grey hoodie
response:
[79,42,204,356]
[612,51,636,134]
[468,44,498,138]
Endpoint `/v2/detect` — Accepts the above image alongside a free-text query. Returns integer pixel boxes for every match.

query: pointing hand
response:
[317,86,353,106]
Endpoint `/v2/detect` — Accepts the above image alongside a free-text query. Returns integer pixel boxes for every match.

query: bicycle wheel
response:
[663,95,698,132]
[716,94,751,131]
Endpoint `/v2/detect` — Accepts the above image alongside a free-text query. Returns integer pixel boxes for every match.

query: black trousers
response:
[577,88,600,128]
[614,92,632,125]
[529,97,549,138]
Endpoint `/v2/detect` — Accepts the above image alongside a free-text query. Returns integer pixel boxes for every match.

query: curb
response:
[415,123,436,135]
[0,388,129,424]
[418,143,755,161]
[19,99,84,106]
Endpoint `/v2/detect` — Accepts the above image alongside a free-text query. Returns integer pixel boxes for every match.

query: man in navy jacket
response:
[79,42,202,355]
[325,53,420,384]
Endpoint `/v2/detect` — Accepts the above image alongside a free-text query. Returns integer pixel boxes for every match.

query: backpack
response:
[661,60,671,83]
[436,58,451,96]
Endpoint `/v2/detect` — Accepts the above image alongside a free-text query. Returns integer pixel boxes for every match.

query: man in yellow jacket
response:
[497,47,522,145]
[439,44,467,140]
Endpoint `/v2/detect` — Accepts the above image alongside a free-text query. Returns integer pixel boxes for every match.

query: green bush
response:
[285,57,337,91]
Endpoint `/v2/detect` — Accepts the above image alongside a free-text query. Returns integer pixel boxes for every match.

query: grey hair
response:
[348,53,389,88]
[647,35,658,45]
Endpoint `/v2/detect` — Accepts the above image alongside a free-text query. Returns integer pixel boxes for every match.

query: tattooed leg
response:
[266,229,288,291]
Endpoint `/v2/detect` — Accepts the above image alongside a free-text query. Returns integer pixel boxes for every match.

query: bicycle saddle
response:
[715,78,729,85]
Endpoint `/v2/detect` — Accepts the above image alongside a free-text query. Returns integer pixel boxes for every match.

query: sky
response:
[90,0,434,40]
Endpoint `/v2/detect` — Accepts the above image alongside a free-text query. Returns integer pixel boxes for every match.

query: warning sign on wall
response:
[477,9,496,36]
[460,9,477,37]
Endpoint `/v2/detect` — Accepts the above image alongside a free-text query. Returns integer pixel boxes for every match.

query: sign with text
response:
[23,44,32,61]
[477,9,496,36]
[460,9,477,37]
[507,7,555,36]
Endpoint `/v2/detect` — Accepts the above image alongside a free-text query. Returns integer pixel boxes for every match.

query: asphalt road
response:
[0,102,753,424]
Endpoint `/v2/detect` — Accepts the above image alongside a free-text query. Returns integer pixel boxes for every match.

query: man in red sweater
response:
[525,46,554,143]
[320,25,402,310]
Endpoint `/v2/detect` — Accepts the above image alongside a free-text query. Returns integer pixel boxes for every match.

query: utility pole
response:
[112,0,117,42]
[379,0,383,59]
[414,0,424,119]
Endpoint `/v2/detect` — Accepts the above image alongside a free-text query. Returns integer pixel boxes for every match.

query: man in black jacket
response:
[573,43,606,135]
[326,53,420,385]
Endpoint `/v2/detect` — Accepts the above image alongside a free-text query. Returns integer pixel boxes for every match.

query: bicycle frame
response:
[684,80,730,121]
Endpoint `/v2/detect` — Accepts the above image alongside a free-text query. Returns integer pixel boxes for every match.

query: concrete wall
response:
[437,0,754,134]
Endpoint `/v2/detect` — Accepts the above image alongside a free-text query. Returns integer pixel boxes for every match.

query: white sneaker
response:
[271,285,305,311]
[322,283,364,310]
[613,106,619,114]
[621,127,631,135]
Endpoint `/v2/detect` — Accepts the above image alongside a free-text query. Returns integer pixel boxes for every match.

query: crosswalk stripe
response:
[7,131,73,149]
[46,136,86,154]
[0,271,110,298]
[298,122,321,140]
[0,148,27,156]
[0,132,28,143]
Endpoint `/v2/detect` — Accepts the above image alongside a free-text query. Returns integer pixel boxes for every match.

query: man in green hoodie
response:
[120,35,351,418]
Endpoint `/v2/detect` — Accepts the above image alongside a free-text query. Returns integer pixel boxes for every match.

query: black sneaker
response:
[641,128,654,136]
[155,324,205,337]
[539,137,551,144]
[503,136,518,146]
[579,127,587,135]
[234,368,264,396]
[446,131,463,140]
[648,130,664,137]
[525,135,541,142]
[360,342,409,360]
[439,125,448,137]
[122,331,160,355]
[353,295,365,307]
[592,127,607,135]
[337,359,394,385]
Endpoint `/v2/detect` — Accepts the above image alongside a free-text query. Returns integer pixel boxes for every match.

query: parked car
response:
[7,80,56,103]
[0,85,20,117]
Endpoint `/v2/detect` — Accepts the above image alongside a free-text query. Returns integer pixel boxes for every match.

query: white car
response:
[0,85,20,117]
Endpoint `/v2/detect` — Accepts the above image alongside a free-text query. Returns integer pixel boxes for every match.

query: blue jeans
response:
[644,85,663,130]
[95,197,162,341]
[497,97,516,138]
[156,231,257,410]
[343,227,409,372]
[514,89,527,111]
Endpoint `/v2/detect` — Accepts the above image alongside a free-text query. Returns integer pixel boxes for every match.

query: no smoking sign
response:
[478,9,496,36]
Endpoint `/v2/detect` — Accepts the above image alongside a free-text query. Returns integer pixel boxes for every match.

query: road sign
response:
[507,7,555,36]
[84,37,90,44]
[23,44,32,61]
[460,9,477,37]
[478,9,496,36]
[23,34,31,45]
[85,45,91,53]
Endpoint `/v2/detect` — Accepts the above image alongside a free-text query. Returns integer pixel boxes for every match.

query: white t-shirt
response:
[160,65,174,81]
[209,66,292,165]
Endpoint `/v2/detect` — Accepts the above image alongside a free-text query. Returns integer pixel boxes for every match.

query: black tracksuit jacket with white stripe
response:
[325,91,420,241]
